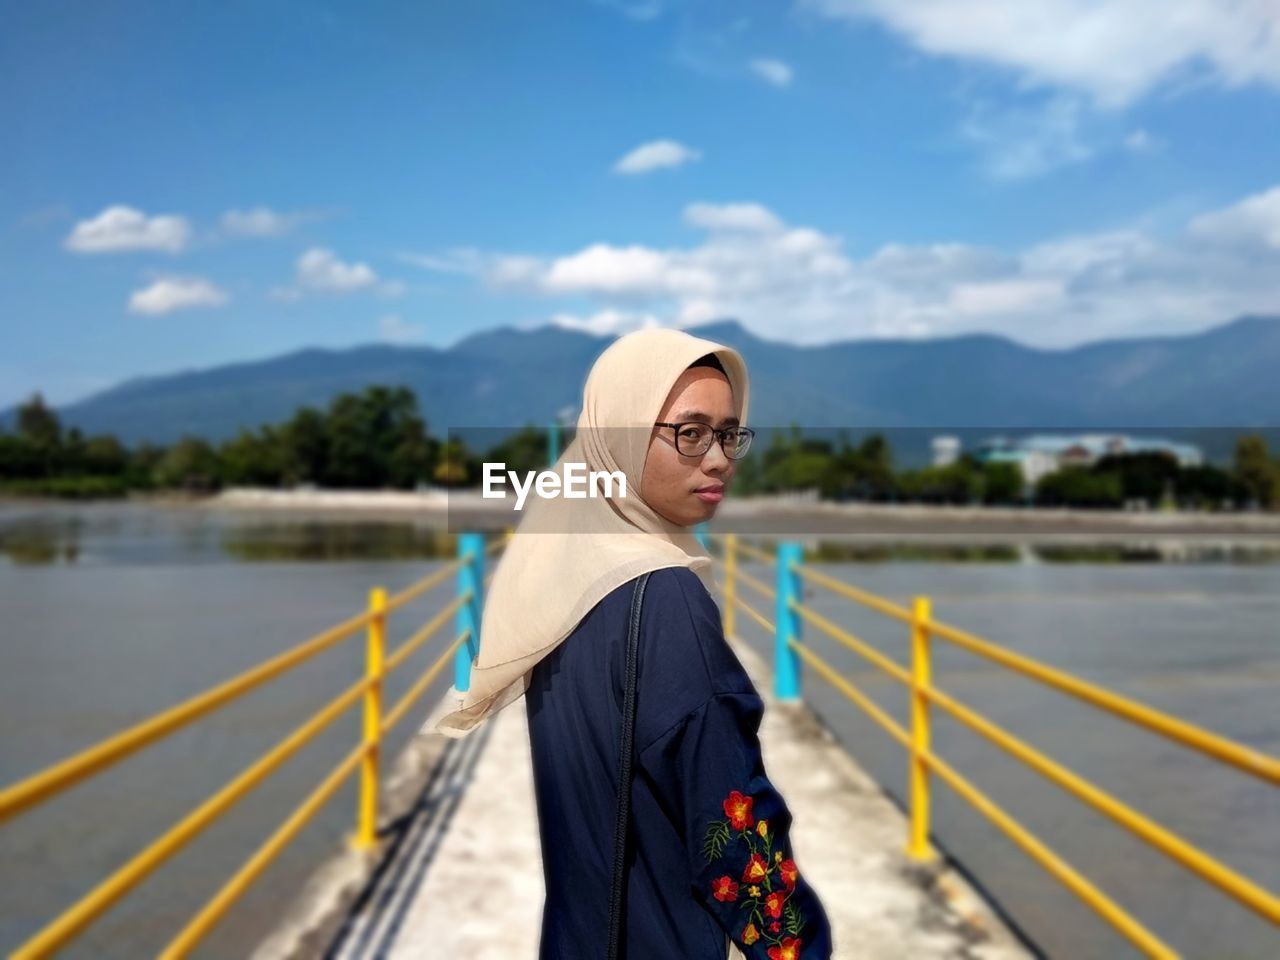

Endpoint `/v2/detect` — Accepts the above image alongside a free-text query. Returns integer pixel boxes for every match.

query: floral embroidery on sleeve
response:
[702,788,807,959]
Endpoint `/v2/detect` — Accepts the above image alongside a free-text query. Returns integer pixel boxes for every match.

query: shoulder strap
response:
[606,570,651,960]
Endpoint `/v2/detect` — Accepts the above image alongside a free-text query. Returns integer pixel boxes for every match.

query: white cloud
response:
[613,139,702,175]
[542,244,719,297]
[948,279,1065,316]
[65,205,191,254]
[397,247,488,274]
[684,201,783,233]
[378,313,427,344]
[297,247,377,292]
[220,207,312,237]
[128,276,229,315]
[547,309,664,336]
[959,95,1095,180]
[750,58,794,87]
[271,247,401,300]
[803,0,1280,108]
[405,186,1280,348]
[1188,185,1280,250]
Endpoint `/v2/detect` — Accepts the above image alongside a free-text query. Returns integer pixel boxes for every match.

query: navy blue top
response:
[525,565,834,960]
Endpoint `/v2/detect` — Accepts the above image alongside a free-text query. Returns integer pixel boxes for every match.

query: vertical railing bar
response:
[354,586,386,851]
[908,595,934,861]
[775,541,804,700]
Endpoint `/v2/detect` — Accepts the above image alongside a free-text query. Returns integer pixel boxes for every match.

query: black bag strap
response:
[606,570,651,960]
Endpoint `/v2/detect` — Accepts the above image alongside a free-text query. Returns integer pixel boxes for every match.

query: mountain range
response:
[4,315,1279,466]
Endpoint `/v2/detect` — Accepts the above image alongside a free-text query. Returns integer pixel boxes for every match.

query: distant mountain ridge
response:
[3,316,1279,465]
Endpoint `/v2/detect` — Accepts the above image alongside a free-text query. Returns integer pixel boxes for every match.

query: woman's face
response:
[641,366,738,527]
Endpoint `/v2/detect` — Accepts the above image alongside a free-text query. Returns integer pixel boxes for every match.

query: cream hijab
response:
[424,326,750,739]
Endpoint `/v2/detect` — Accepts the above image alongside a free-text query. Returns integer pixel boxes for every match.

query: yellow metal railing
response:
[0,531,511,959]
[710,532,1280,960]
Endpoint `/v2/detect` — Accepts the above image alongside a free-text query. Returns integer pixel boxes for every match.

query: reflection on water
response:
[7,500,1280,567]
[0,500,461,566]
[222,523,456,562]
[804,539,1280,564]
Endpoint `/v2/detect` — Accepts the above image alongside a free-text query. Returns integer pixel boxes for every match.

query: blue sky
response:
[3,0,1280,409]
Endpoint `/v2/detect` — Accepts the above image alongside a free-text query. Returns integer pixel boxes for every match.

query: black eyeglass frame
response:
[653,421,756,459]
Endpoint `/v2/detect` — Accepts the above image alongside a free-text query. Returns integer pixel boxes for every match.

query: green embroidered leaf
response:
[702,820,731,862]
[784,899,803,936]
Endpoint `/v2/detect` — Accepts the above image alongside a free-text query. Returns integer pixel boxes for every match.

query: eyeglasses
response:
[653,421,755,459]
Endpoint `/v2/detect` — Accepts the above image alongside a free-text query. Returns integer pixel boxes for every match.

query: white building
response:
[931,435,961,467]
[973,433,1203,485]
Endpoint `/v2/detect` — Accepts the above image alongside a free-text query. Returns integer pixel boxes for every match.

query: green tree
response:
[433,438,474,486]
[83,435,129,476]
[1036,467,1123,507]
[17,392,61,449]
[483,425,552,477]
[280,407,329,486]
[1233,434,1278,509]
[153,435,221,491]
[322,386,430,488]
[219,426,286,486]
[1095,451,1180,506]
[980,462,1023,504]
[388,415,436,488]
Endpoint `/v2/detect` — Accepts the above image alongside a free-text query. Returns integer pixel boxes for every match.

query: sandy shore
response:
[196,486,1280,544]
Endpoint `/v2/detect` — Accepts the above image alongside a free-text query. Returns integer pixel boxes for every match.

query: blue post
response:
[693,520,709,550]
[454,532,485,692]
[774,541,804,700]
[548,421,560,465]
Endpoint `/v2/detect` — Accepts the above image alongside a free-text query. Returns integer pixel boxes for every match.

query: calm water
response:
[1,502,1277,958]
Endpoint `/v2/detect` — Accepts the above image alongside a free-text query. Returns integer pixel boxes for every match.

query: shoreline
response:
[4,487,1280,546]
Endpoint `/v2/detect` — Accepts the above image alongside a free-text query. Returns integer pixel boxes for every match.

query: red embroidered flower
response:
[723,790,754,830]
[780,857,798,890]
[764,889,787,919]
[703,787,809,955]
[742,852,769,884]
[711,875,739,902]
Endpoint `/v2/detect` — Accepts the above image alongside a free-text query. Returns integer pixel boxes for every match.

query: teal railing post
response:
[774,541,803,700]
[454,532,485,691]
[693,520,709,550]
[548,421,561,465]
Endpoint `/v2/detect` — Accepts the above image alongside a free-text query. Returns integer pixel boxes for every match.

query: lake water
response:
[1,501,1277,958]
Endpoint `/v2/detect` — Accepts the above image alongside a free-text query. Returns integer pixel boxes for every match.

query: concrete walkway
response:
[254,630,1034,960]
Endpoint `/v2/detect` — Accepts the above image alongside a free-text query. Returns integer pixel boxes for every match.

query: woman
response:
[428,327,834,959]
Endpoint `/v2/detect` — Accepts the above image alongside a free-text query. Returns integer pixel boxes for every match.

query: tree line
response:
[726,428,1278,510]
[2,388,1279,510]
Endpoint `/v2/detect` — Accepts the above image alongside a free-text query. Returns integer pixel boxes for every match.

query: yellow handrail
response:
[733,564,777,602]
[709,534,1280,956]
[919,679,1280,924]
[11,667,389,959]
[786,586,1280,926]
[733,538,777,566]
[921,613,1280,786]
[729,591,776,635]
[0,554,467,826]
[789,638,1177,959]
[159,628,472,959]
[4,535,509,959]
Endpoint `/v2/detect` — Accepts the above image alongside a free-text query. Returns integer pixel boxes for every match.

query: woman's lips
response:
[694,487,724,503]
